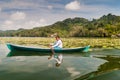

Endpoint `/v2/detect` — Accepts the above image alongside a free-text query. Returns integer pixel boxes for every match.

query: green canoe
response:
[7,43,90,53]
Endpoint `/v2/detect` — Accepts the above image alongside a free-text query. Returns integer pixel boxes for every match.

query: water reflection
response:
[0,56,106,80]
[3,50,107,80]
[75,55,120,80]
[7,51,90,68]
[7,50,90,57]
[11,56,26,62]
[67,67,80,77]
[7,51,50,57]
[3,47,120,80]
[7,51,64,67]
[96,55,120,72]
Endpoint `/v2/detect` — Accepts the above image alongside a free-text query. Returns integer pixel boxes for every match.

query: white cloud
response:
[0,8,1,12]
[24,19,47,28]
[4,20,14,26]
[10,12,26,20]
[65,0,80,11]
[1,11,27,30]
[40,19,46,23]
[48,5,53,9]
[1,18,47,30]
[2,20,15,30]
[0,0,120,30]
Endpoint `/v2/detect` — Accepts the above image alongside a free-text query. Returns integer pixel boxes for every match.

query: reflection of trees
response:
[75,55,120,80]
[96,56,120,74]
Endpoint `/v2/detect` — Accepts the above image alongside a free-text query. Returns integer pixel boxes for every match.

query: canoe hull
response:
[7,43,90,53]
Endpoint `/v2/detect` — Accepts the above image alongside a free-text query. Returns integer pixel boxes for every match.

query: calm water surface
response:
[0,44,120,80]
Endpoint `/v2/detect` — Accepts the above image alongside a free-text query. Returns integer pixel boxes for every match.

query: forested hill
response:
[0,13,120,37]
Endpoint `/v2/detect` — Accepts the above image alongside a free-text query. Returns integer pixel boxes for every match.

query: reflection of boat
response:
[7,50,90,57]
[7,43,90,53]
[7,51,49,57]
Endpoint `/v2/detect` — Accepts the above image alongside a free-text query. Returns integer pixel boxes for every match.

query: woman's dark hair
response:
[55,35,60,38]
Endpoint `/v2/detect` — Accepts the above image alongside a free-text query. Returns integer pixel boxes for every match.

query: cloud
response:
[47,5,53,9]
[0,8,1,12]
[65,0,80,11]
[10,11,26,20]
[3,20,14,26]
[2,20,14,30]
[1,18,47,30]
[24,19,47,28]
[0,0,37,10]
[0,0,120,30]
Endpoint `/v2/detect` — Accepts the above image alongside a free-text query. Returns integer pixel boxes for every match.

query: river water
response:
[0,44,120,80]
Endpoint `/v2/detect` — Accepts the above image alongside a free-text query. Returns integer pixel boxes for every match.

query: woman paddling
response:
[48,35,63,59]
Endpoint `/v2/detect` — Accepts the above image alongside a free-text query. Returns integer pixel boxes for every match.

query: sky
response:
[0,0,120,30]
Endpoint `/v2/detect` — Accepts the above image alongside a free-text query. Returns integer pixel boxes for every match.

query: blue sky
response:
[0,0,120,30]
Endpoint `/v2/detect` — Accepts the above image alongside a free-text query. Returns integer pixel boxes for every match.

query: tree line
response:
[0,13,120,37]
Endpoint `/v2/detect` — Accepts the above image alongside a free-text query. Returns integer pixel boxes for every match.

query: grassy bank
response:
[0,37,120,49]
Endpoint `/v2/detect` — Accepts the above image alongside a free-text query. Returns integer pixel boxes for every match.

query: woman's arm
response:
[52,41,60,48]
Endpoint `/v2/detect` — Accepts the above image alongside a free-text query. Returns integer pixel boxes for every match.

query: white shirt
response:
[52,39,63,48]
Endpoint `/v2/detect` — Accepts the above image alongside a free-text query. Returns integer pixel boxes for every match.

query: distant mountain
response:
[0,13,120,37]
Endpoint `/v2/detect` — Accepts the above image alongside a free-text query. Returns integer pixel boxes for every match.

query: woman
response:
[48,35,63,59]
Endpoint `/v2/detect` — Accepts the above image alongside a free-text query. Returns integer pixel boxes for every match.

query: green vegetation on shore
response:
[0,13,120,37]
[1,37,120,49]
